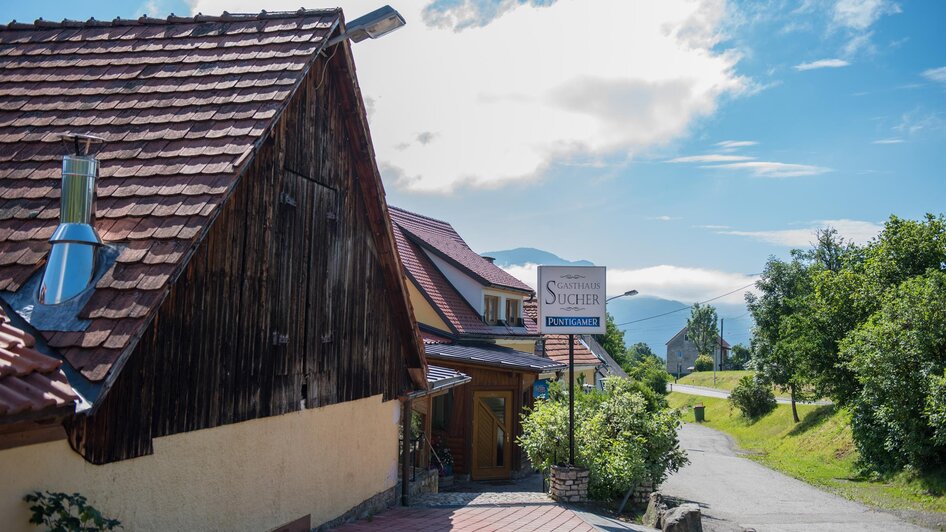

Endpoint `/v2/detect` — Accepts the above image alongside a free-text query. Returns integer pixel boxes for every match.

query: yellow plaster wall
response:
[493,338,537,353]
[0,395,401,532]
[554,367,598,386]
[406,280,450,332]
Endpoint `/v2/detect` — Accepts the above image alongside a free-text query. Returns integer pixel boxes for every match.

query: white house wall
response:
[0,395,401,532]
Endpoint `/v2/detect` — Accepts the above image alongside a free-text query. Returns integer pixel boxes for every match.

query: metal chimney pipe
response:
[39,134,105,305]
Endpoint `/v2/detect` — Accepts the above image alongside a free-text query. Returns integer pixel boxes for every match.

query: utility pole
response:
[720,318,725,373]
[714,317,718,387]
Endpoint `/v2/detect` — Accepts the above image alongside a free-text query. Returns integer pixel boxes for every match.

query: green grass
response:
[668,392,946,515]
[676,370,754,392]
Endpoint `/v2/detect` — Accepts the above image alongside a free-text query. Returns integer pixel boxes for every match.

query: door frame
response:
[471,390,513,480]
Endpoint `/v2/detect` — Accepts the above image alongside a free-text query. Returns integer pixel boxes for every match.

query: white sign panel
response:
[537,266,607,334]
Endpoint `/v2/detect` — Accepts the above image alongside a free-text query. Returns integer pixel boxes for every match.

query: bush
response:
[24,491,121,531]
[519,378,687,501]
[694,354,714,372]
[729,376,777,419]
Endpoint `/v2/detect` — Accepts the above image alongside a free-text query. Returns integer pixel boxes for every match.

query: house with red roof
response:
[389,206,566,481]
[0,9,446,531]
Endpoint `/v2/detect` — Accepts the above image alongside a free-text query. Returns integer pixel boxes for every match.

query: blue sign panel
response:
[544,316,600,328]
[533,379,550,400]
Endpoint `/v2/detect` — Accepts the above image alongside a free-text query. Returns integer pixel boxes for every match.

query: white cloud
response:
[715,140,757,150]
[704,161,831,178]
[794,58,850,71]
[648,215,678,221]
[666,154,755,163]
[832,0,900,31]
[502,263,757,305]
[189,0,747,193]
[830,0,901,58]
[694,224,731,230]
[922,66,946,84]
[872,138,904,144]
[720,219,882,247]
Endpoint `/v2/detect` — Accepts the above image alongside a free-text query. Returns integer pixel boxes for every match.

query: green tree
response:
[595,313,629,367]
[686,303,719,362]
[623,342,662,373]
[746,253,814,422]
[842,271,946,472]
[808,215,946,405]
[728,343,751,370]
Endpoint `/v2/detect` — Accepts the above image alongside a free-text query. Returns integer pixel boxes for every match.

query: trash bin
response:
[693,403,705,422]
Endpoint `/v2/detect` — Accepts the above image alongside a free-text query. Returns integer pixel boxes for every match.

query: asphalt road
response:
[668,383,833,406]
[661,423,929,531]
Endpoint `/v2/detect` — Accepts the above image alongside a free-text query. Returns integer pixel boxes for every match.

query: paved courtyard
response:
[333,476,650,531]
[333,502,597,532]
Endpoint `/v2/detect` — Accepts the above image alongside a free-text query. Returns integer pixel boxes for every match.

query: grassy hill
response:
[676,370,754,391]
[668,392,946,516]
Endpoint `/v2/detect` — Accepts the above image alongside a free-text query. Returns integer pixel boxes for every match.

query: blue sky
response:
[4,0,944,305]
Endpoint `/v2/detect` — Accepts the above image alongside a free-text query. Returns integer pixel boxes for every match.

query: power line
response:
[615,282,757,327]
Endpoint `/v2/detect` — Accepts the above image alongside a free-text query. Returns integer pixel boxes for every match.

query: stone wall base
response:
[549,465,589,503]
[314,486,396,531]
[631,481,655,505]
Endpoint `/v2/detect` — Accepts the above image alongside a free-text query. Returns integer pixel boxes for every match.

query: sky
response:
[4,0,944,306]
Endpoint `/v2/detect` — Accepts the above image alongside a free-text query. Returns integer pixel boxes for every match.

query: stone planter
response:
[549,465,589,503]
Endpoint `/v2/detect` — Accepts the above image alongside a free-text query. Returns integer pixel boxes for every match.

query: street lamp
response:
[606,289,638,303]
[328,5,407,46]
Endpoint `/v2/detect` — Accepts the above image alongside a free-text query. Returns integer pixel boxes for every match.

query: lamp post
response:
[606,289,638,303]
[328,5,406,47]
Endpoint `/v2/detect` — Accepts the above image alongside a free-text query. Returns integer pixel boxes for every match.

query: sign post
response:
[538,266,606,466]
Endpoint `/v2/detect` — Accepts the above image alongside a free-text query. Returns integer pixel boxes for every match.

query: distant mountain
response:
[486,247,753,358]
[606,296,751,360]
[481,247,594,267]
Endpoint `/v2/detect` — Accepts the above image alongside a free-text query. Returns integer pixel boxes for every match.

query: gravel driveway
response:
[661,423,929,531]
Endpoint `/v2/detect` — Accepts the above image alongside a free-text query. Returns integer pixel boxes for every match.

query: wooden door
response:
[472,390,513,480]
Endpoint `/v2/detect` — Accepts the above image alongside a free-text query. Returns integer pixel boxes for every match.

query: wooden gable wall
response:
[66,50,416,464]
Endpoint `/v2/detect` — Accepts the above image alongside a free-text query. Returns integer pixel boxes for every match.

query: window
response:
[484,295,500,325]
[505,299,521,326]
[432,391,453,431]
[684,333,689,342]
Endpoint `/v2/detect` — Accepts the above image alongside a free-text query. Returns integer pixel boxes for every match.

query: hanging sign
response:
[533,379,550,400]
[537,265,607,335]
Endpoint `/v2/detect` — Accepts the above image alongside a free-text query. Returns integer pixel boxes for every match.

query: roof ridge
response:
[2,9,341,31]
[388,205,454,228]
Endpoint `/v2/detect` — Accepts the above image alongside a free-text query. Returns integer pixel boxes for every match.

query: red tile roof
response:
[0,306,77,421]
[390,207,536,338]
[389,207,533,293]
[541,335,601,367]
[0,10,340,382]
[392,216,493,336]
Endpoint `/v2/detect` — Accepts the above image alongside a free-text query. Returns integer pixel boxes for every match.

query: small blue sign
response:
[545,316,600,328]
[533,379,550,400]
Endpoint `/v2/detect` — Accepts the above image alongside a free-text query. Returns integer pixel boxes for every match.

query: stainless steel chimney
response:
[39,134,105,305]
